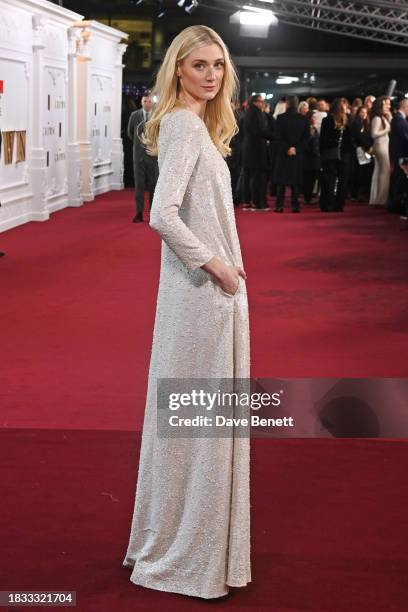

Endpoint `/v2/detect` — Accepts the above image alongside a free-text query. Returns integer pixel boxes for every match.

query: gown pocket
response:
[218,276,241,298]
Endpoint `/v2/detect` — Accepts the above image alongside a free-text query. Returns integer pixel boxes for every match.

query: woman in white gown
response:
[122,25,251,599]
[369,96,392,206]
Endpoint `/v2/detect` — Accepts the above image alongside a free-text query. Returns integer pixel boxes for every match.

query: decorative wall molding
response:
[0,3,128,232]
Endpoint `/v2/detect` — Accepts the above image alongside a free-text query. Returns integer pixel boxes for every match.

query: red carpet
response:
[1,190,408,610]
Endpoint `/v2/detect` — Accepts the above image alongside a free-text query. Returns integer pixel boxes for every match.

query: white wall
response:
[0,1,127,232]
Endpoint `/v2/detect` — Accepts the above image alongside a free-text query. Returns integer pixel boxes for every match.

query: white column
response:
[76,27,94,202]
[111,42,127,190]
[66,26,82,207]
[31,13,49,221]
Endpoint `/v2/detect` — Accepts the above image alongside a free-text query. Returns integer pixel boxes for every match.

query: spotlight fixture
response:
[185,0,199,14]
[242,5,277,23]
[230,6,278,37]
[157,0,165,18]
[177,0,186,6]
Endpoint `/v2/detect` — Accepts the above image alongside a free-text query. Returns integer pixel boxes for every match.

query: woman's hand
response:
[218,265,246,296]
[202,257,247,296]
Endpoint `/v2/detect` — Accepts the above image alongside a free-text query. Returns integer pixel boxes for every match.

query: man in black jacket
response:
[241,95,271,210]
[272,95,309,212]
[388,98,408,213]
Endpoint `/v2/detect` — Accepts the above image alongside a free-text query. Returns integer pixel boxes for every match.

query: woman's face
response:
[176,43,225,103]
[359,107,368,120]
[382,98,391,113]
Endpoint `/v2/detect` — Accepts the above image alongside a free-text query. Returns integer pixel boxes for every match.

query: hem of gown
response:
[123,558,250,599]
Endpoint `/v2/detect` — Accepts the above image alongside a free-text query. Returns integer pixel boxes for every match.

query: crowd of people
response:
[228,93,408,214]
[125,90,408,221]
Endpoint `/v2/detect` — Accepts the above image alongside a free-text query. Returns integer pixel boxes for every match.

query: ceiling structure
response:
[206,0,408,48]
[62,0,408,98]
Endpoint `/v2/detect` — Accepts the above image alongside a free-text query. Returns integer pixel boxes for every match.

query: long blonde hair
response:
[144,25,239,158]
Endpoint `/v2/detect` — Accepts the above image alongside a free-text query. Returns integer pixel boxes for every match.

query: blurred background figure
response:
[388,98,408,214]
[364,95,376,113]
[319,98,352,212]
[241,94,271,210]
[303,110,321,204]
[313,98,328,133]
[273,95,309,212]
[350,97,363,121]
[273,98,287,120]
[226,100,245,207]
[127,90,159,223]
[122,95,137,188]
[350,105,374,201]
[298,101,309,116]
[264,101,277,198]
[369,96,392,206]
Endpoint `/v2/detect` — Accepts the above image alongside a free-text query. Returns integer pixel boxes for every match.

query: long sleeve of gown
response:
[371,116,390,140]
[149,112,215,272]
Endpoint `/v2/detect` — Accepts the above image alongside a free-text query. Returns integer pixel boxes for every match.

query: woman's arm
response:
[371,116,390,140]
[149,112,214,272]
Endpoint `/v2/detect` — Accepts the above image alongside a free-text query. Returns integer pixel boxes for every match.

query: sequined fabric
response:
[122,108,251,599]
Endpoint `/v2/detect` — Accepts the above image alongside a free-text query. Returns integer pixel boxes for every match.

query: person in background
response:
[364,95,376,115]
[264,101,277,198]
[241,94,271,210]
[388,97,408,213]
[226,100,244,206]
[306,97,318,110]
[122,95,138,187]
[273,95,309,212]
[319,97,353,212]
[350,105,374,201]
[303,110,321,204]
[350,98,363,120]
[369,96,392,206]
[298,101,309,116]
[127,90,159,223]
[342,97,351,117]
[273,98,287,119]
[313,98,328,133]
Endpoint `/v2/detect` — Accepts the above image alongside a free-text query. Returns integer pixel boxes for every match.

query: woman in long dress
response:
[122,25,251,599]
[369,96,392,206]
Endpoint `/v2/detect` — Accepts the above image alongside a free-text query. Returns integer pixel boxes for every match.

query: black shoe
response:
[133,213,143,223]
[274,207,283,213]
[292,207,300,213]
[0,251,5,257]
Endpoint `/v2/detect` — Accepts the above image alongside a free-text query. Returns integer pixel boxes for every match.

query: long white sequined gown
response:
[369,116,391,205]
[122,108,251,599]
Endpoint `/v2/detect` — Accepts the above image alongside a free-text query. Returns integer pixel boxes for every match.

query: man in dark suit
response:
[272,95,309,212]
[127,91,159,223]
[388,98,408,214]
[241,94,272,210]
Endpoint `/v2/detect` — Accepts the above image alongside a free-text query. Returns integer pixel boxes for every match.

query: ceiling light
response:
[185,0,199,13]
[239,10,277,25]
[276,76,299,84]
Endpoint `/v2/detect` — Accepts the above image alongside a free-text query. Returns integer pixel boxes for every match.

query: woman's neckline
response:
[166,106,206,125]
